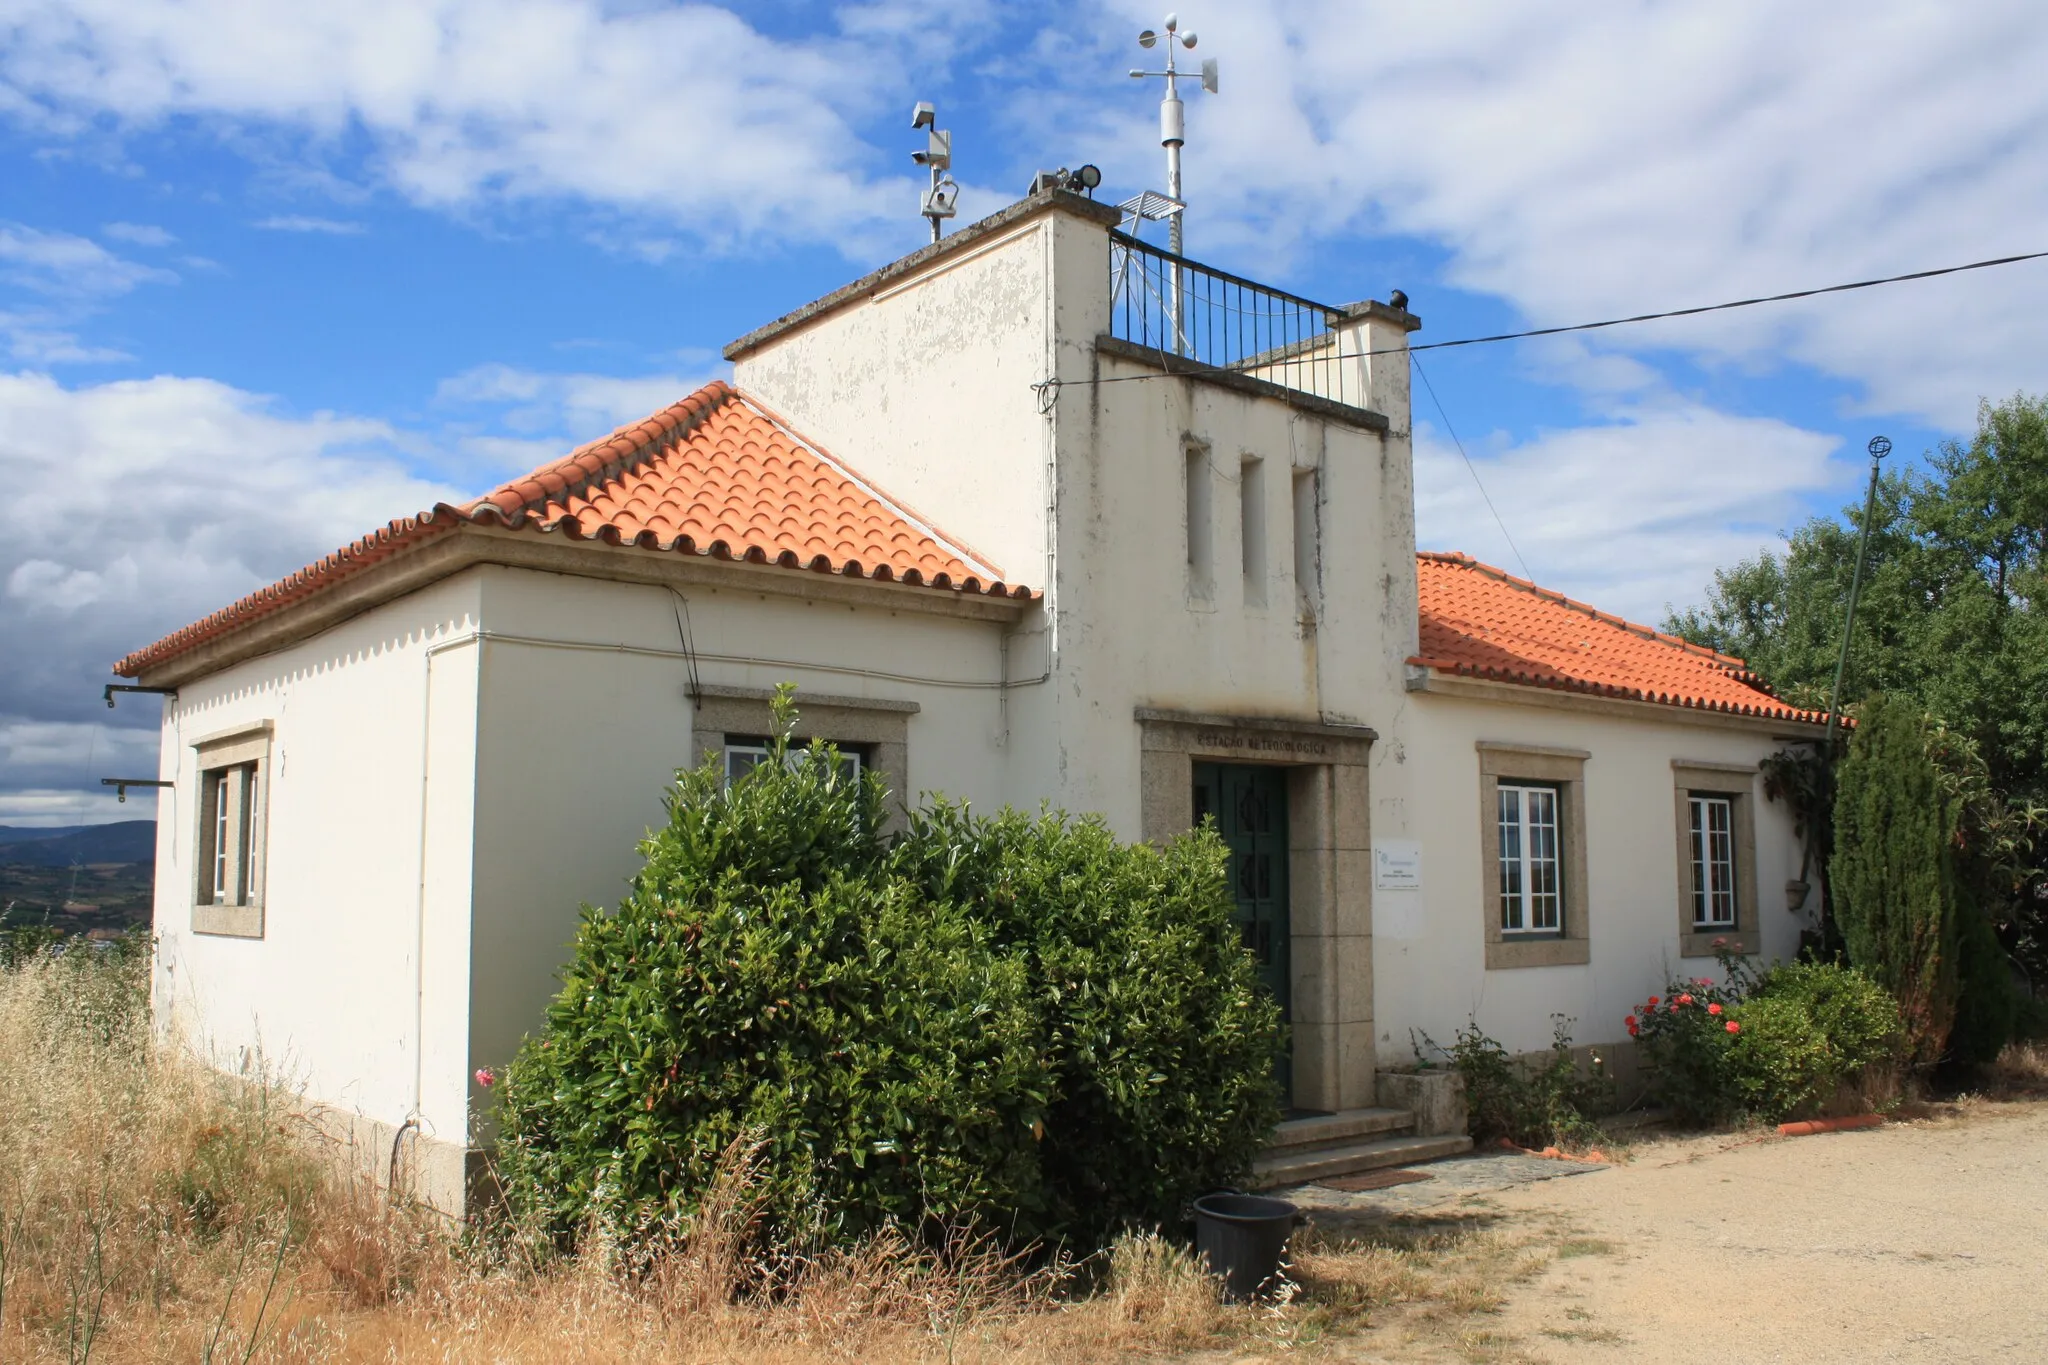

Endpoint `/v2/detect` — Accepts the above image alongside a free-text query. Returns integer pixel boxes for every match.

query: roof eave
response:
[1406,663,1831,739]
[119,520,1035,689]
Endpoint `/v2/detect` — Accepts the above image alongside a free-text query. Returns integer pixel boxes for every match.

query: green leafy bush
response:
[1417,1017,1610,1149]
[1633,957,1902,1123]
[497,690,1282,1254]
[889,802,1283,1240]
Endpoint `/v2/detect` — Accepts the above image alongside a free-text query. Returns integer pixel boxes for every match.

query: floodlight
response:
[1138,28,1156,47]
[911,101,935,129]
[1073,164,1102,191]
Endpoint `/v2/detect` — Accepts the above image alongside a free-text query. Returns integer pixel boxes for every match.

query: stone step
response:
[1249,1132,1475,1190]
[1265,1107,1416,1155]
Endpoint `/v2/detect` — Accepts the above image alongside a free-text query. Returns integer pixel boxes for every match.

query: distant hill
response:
[0,821,156,866]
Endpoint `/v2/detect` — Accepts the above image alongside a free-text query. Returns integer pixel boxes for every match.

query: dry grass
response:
[0,945,1533,1363]
[1986,1038,2048,1095]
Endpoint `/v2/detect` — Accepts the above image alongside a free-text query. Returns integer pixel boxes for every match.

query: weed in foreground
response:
[1,945,1546,1363]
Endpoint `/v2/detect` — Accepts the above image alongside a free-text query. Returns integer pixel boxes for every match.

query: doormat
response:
[1317,1169,1434,1193]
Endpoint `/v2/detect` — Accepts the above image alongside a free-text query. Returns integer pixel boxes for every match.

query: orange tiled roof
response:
[1413,551,1825,725]
[115,381,1028,677]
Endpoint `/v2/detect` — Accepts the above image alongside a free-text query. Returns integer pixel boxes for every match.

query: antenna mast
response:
[1128,13,1217,257]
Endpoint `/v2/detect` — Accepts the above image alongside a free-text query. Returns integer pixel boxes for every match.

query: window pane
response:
[213,771,230,901]
[723,745,769,786]
[1690,796,1737,927]
[1526,789,1560,931]
[241,766,259,905]
[1497,787,1523,930]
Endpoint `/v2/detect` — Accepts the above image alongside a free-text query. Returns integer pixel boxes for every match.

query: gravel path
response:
[1470,1101,2048,1363]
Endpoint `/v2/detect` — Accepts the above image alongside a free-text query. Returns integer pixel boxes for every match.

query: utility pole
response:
[1824,435,1891,749]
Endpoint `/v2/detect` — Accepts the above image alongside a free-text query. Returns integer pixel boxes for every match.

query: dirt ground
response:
[1304,1098,2048,1364]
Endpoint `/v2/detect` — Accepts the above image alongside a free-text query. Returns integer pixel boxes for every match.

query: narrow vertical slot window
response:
[1292,469,1319,616]
[1240,455,1266,604]
[1185,445,1212,595]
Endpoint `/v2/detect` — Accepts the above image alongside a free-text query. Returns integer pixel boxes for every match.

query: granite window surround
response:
[1476,741,1591,969]
[1671,760,1761,958]
[191,723,272,939]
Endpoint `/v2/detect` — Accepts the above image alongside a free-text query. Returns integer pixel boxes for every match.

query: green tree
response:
[1829,695,1959,1067]
[1667,393,2048,985]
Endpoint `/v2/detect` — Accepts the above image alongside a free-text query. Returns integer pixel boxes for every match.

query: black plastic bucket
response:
[1191,1192,1297,1302]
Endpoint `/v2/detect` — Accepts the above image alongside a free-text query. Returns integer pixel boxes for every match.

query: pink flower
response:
[1712,937,1728,949]
[1725,1021,1741,1034]
[474,1068,496,1088]
[1678,993,1694,1006]
[1707,1003,1723,1016]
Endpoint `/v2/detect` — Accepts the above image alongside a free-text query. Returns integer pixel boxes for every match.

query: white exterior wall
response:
[461,565,1016,1112]
[735,198,1419,842]
[151,574,485,1160]
[733,215,1066,590]
[1376,690,1809,1064]
[1043,360,1413,835]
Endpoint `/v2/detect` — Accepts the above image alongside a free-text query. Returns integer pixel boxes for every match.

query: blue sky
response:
[2,0,2045,824]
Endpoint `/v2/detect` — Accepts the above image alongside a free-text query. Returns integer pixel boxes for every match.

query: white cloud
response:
[252,215,364,235]
[1415,398,1847,623]
[0,0,963,254]
[0,369,461,810]
[431,362,716,481]
[0,221,176,362]
[102,221,175,247]
[0,221,176,297]
[1079,0,2048,431]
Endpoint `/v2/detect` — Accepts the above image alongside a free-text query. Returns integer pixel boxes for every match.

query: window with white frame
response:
[1688,794,1738,928]
[722,738,862,788]
[1497,782,1563,934]
[197,759,263,908]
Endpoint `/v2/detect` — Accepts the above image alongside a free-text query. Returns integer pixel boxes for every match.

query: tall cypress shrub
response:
[1829,695,1959,1066]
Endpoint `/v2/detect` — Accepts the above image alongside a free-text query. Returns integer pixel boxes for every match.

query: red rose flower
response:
[1726,1021,1741,1034]
[1707,1003,1723,1016]
[1678,993,1694,1006]
[1649,996,1661,1007]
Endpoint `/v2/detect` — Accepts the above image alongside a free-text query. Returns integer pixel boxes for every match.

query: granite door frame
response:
[1135,707,1377,1113]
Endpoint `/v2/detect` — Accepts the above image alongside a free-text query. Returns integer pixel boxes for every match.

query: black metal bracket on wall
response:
[104,684,176,710]
[101,778,173,804]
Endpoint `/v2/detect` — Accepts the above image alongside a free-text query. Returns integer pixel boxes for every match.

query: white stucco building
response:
[118,190,1827,1206]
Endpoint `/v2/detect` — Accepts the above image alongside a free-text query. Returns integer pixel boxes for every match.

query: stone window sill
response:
[1485,937,1591,970]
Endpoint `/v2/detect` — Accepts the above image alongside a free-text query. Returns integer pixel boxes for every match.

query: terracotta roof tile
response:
[116,382,1028,678]
[1413,551,1825,725]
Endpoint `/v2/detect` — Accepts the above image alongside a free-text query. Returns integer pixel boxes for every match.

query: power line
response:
[1405,247,2048,357]
[1412,352,1531,582]
[1082,246,2048,386]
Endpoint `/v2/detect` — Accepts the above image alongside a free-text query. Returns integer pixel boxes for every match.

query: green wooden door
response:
[1193,763,1291,1098]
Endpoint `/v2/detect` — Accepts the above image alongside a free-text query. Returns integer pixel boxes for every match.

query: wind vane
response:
[1126,13,1218,257]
